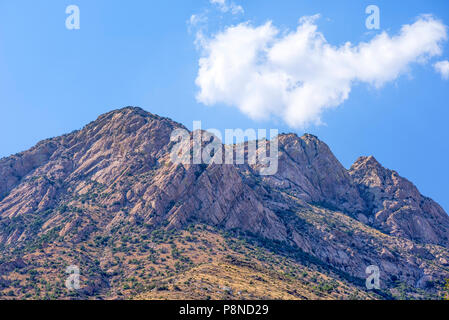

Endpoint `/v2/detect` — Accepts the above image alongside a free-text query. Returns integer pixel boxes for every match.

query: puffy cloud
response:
[434,60,449,79]
[210,0,244,15]
[195,15,447,128]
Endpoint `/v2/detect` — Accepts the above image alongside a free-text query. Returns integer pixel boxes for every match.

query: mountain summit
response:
[0,107,448,300]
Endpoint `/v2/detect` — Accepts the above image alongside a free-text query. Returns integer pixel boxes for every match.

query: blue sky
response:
[0,0,448,211]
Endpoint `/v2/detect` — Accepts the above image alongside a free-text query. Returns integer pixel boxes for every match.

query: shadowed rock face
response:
[0,106,448,296]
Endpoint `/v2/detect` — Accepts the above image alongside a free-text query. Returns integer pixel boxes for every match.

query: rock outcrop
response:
[350,155,449,246]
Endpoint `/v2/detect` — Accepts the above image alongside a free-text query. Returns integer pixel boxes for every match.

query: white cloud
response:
[434,60,449,79]
[188,13,207,35]
[195,15,447,128]
[210,0,244,15]
[189,14,206,27]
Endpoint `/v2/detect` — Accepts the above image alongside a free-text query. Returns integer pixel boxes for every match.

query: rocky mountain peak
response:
[82,106,185,138]
[349,155,449,246]
[265,132,367,214]
[352,155,382,168]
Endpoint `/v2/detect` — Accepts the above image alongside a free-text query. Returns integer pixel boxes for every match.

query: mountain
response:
[0,106,448,300]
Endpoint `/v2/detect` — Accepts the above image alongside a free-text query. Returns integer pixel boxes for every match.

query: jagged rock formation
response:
[0,107,448,300]
[349,156,449,246]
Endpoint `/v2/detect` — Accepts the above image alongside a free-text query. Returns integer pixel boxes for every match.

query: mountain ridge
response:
[0,106,448,300]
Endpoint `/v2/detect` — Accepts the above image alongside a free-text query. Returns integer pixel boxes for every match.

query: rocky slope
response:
[0,106,448,300]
